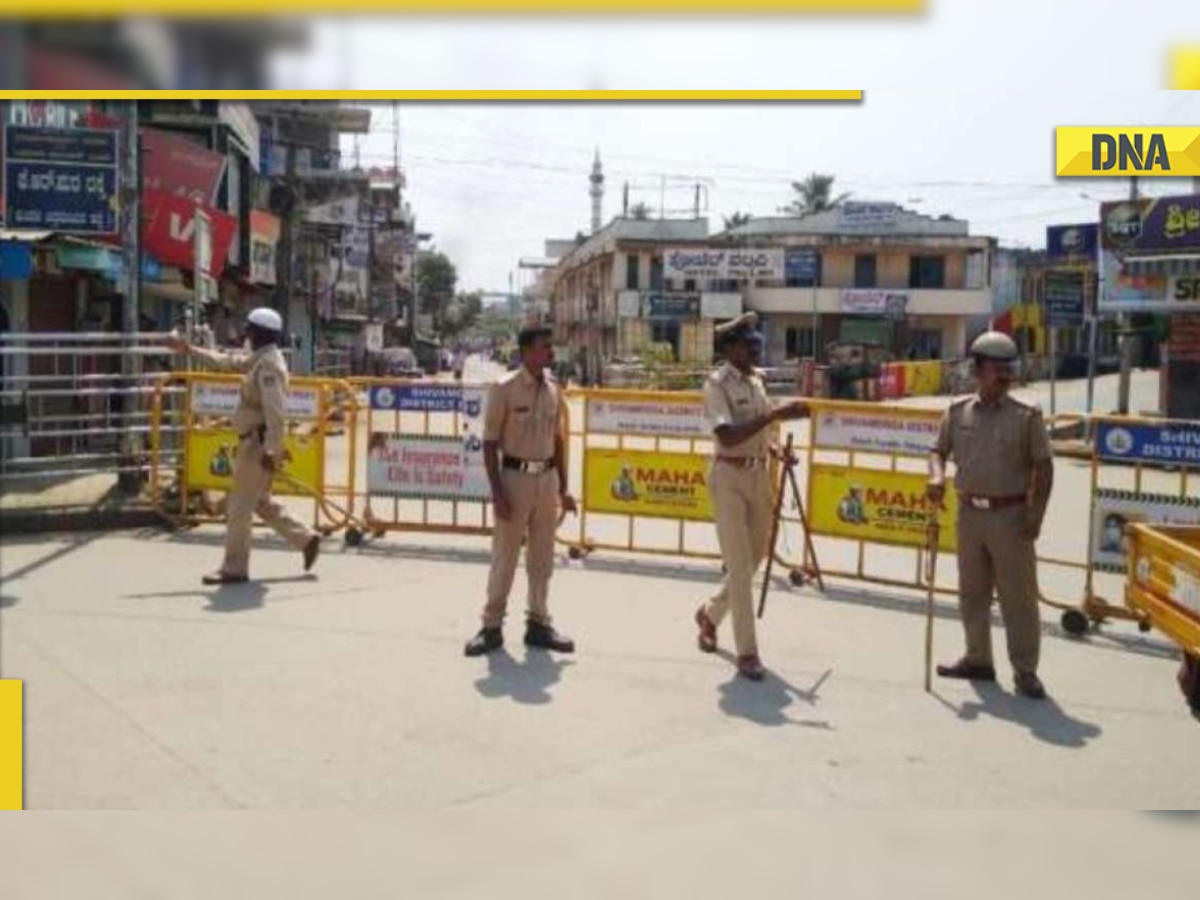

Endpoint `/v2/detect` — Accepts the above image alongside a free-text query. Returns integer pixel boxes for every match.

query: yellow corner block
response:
[0,680,22,811]
[1169,46,1200,90]
[1056,127,1200,177]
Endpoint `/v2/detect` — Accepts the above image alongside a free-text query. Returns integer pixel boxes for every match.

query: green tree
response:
[783,173,850,216]
[415,250,457,332]
[441,290,484,336]
[723,211,753,230]
[629,202,652,220]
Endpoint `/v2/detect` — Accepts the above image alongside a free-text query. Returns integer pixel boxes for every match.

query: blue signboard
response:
[1046,223,1098,263]
[3,126,119,234]
[1044,269,1085,329]
[784,247,820,285]
[0,241,33,280]
[370,383,467,412]
[1096,421,1200,466]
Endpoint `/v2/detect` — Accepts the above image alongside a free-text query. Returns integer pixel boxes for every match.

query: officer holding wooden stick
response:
[694,312,808,681]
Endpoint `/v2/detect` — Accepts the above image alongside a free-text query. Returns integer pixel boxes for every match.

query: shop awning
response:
[1122,254,1200,277]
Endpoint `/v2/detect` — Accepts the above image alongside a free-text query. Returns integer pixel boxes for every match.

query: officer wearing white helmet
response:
[927,330,1054,699]
[169,307,320,584]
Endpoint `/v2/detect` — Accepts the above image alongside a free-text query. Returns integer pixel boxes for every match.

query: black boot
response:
[464,627,503,657]
[524,621,575,653]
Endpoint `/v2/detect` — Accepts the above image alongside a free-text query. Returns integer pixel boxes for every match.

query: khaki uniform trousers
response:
[705,461,773,658]
[220,436,313,577]
[956,504,1040,676]
[482,468,558,628]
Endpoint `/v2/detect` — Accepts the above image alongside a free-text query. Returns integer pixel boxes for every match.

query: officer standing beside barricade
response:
[168,308,320,585]
[694,312,808,682]
[927,330,1055,699]
[464,325,577,657]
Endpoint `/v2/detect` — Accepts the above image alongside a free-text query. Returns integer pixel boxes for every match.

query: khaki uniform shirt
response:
[934,393,1052,497]
[703,363,773,458]
[483,367,568,461]
[193,345,291,455]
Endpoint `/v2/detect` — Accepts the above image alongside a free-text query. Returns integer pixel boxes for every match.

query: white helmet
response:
[969,330,1018,361]
[246,307,283,332]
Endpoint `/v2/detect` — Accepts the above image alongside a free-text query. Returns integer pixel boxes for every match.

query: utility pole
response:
[1116,176,1137,415]
[275,138,297,326]
[117,101,141,492]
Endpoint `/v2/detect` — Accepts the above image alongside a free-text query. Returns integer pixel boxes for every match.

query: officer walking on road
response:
[465,325,577,657]
[694,312,808,681]
[169,308,320,585]
[927,331,1055,699]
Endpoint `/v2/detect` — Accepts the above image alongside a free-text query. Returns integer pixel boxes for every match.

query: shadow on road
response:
[0,595,17,609]
[473,648,573,705]
[204,581,270,614]
[716,656,834,730]
[940,682,1103,748]
[817,583,1177,663]
[0,531,104,584]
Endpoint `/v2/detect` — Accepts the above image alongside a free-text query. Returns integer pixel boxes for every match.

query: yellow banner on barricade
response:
[584,447,714,522]
[808,463,957,553]
[184,429,323,496]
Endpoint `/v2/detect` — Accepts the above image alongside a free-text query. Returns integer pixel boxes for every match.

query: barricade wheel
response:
[789,568,807,587]
[345,528,364,548]
[1061,609,1089,637]
[1179,654,1200,714]
[567,546,584,560]
[1138,618,1153,633]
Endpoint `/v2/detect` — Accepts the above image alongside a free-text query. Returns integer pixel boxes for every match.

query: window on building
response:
[785,327,816,360]
[684,279,697,292]
[854,254,877,288]
[625,255,639,290]
[650,257,664,291]
[909,256,946,289]
[909,328,944,360]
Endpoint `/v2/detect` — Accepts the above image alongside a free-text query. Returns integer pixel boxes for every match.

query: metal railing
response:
[0,331,184,482]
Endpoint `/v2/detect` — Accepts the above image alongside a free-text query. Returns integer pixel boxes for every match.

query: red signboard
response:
[141,189,236,273]
[141,128,226,207]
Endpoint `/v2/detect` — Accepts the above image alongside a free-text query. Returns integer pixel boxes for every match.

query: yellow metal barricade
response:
[1125,523,1200,713]
[344,377,495,546]
[559,387,780,563]
[1056,413,1199,636]
[774,398,1092,617]
[148,371,363,536]
[773,398,957,597]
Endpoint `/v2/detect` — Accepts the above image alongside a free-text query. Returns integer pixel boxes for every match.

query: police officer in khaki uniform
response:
[694,312,808,681]
[169,308,320,585]
[465,325,577,657]
[927,331,1054,699]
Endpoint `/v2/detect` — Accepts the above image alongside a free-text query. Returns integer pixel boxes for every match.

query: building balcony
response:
[744,286,992,317]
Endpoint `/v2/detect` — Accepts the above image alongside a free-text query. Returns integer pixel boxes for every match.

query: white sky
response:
[270,0,1200,292]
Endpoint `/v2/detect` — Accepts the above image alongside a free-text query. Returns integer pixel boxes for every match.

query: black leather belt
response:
[503,456,555,474]
[961,494,1026,511]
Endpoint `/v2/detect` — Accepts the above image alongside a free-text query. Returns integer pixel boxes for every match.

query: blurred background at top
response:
[0,4,1194,91]
[0,19,308,90]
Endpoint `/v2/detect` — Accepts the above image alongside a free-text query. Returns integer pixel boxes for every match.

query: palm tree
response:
[723,211,753,230]
[782,173,850,216]
[628,202,652,220]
